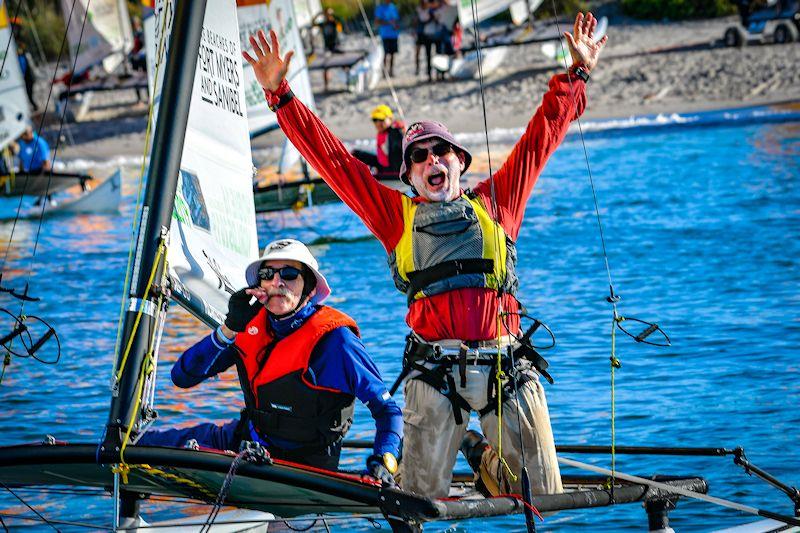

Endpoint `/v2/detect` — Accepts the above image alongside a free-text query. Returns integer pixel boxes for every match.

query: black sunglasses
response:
[409,142,453,164]
[258,265,303,282]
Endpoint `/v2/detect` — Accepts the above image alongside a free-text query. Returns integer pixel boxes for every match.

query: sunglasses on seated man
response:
[258,265,303,282]
[408,142,454,164]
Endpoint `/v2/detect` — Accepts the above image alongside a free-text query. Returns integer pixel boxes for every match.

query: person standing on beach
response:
[243,12,607,497]
[375,0,400,78]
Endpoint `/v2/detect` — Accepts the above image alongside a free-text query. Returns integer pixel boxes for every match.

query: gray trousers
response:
[398,360,562,498]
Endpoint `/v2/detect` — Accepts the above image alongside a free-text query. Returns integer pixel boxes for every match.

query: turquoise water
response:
[0,115,798,531]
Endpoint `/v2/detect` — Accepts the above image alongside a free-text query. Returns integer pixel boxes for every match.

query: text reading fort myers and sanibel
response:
[197,28,243,116]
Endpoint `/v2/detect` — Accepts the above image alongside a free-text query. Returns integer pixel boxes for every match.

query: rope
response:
[112,0,172,382]
[24,0,93,289]
[354,0,405,122]
[0,0,25,78]
[118,240,167,467]
[199,449,248,533]
[558,456,800,528]
[547,1,622,494]
[467,0,520,486]
[0,481,60,532]
[0,0,82,279]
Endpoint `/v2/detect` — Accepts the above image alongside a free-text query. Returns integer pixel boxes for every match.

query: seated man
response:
[15,125,51,174]
[351,104,404,181]
[139,238,401,482]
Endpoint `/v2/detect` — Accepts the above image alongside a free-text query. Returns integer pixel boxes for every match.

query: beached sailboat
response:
[1,2,800,532]
[55,0,144,121]
[0,0,121,217]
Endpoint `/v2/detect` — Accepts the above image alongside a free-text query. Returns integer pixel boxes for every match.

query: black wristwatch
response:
[269,88,295,112]
[570,64,590,83]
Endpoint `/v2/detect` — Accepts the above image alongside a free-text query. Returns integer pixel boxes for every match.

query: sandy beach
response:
[54,13,800,164]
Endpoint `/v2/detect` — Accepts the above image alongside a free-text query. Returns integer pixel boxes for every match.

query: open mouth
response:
[427,172,446,189]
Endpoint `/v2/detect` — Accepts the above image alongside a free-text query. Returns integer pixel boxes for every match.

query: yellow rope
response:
[115,240,166,383]
[609,316,622,488]
[117,241,169,474]
[112,0,172,379]
[495,314,517,482]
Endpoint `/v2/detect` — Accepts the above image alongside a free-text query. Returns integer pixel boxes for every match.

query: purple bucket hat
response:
[399,121,472,185]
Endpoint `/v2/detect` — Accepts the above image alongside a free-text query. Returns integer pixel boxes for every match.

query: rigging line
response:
[548,7,615,300]
[0,0,25,79]
[558,456,800,528]
[468,0,526,491]
[118,242,167,466]
[199,449,247,533]
[0,513,108,531]
[23,0,93,309]
[0,481,60,532]
[112,0,172,376]
[0,0,79,275]
[355,0,405,122]
[548,1,619,494]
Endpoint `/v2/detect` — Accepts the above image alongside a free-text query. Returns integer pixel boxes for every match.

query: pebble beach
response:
[53,13,800,164]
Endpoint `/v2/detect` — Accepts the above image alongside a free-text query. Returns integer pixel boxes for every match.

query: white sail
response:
[0,1,30,151]
[238,0,315,137]
[456,0,540,29]
[293,0,323,30]
[59,0,133,75]
[145,0,258,322]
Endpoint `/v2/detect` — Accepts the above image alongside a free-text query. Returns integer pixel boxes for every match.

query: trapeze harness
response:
[388,192,553,423]
[233,306,356,451]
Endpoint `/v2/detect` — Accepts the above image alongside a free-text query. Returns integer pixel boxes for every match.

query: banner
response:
[237,0,315,137]
[146,0,259,322]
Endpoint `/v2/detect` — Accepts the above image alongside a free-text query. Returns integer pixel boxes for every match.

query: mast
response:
[100,0,207,460]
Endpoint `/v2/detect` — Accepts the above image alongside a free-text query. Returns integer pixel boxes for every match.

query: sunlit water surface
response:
[0,117,798,532]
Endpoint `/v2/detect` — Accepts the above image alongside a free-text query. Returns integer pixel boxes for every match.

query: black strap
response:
[410,363,471,425]
[458,343,468,388]
[514,344,554,385]
[269,88,295,112]
[405,258,494,305]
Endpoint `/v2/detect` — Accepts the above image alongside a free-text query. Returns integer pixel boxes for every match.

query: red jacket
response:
[267,74,586,341]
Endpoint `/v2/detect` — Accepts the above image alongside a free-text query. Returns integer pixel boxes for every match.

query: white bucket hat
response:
[245,239,331,305]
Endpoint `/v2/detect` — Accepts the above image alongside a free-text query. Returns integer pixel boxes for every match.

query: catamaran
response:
[0,1,798,532]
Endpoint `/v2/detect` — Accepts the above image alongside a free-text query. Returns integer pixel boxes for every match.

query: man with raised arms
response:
[243,14,607,497]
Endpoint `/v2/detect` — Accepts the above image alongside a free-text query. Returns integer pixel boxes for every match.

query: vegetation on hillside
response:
[620,0,735,20]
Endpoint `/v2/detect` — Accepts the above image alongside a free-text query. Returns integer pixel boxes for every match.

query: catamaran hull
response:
[0,442,713,530]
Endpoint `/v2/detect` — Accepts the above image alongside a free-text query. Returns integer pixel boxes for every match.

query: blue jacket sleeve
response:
[171,330,238,388]
[311,327,402,458]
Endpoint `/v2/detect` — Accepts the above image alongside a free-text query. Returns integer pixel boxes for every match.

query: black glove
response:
[366,454,397,486]
[224,288,261,332]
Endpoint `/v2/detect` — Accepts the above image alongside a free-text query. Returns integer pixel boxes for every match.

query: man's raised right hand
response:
[242,29,293,92]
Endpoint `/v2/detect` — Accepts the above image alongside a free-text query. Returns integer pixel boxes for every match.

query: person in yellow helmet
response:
[352,104,404,181]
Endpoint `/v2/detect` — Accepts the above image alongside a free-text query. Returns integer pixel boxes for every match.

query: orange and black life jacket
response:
[233,305,357,449]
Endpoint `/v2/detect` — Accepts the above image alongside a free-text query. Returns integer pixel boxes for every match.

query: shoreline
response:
[47,14,800,166]
[56,96,800,170]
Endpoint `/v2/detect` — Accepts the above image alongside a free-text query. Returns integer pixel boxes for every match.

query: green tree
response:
[621,0,735,20]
